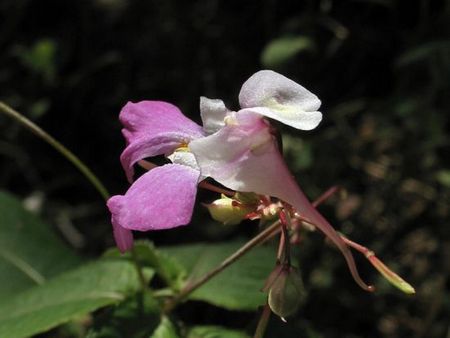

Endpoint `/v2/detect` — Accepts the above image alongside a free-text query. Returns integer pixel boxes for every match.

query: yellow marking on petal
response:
[224,115,238,126]
[175,145,189,152]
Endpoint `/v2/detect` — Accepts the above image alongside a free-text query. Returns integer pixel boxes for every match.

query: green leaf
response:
[86,292,160,338]
[105,240,186,289]
[187,325,250,338]
[261,36,314,68]
[0,191,81,298]
[0,259,151,338]
[162,241,274,311]
[150,316,180,338]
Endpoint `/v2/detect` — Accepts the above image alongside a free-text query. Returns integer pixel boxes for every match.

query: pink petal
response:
[107,164,200,232]
[238,70,322,130]
[119,101,205,181]
[190,115,372,291]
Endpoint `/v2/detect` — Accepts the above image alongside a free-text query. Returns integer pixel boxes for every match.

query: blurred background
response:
[0,0,449,337]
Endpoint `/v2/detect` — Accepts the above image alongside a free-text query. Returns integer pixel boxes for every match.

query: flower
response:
[190,70,373,290]
[107,101,205,252]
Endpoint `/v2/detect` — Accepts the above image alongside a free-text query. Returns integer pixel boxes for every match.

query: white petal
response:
[167,150,199,171]
[238,70,322,130]
[200,96,229,134]
[240,107,322,131]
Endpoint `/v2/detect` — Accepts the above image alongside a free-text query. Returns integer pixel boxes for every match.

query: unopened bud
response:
[268,266,306,320]
[206,194,255,225]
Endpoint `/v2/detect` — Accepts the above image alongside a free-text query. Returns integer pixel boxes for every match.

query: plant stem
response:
[311,185,339,208]
[131,247,150,291]
[0,101,109,201]
[163,220,281,313]
[279,210,292,266]
[276,228,285,263]
[254,304,271,338]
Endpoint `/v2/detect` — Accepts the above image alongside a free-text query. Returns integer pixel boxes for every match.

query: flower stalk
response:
[0,101,109,201]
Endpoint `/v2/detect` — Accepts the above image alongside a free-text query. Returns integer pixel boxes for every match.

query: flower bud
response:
[205,194,255,225]
[268,266,306,320]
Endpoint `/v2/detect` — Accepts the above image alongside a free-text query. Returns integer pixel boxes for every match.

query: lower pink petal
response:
[107,164,200,232]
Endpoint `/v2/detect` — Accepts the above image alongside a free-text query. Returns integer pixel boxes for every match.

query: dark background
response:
[0,0,449,337]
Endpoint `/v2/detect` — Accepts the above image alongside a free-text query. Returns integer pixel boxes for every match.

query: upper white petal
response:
[238,70,322,130]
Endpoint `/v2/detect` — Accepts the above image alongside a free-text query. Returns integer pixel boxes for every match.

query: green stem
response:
[0,101,109,201]
[163,220,281,314]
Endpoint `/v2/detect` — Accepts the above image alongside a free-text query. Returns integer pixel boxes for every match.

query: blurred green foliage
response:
[261,35,315,68]
[0,0,449,337]
[0,191,81,297]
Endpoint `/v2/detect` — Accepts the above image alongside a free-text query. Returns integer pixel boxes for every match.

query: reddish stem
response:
[312,186,340,208]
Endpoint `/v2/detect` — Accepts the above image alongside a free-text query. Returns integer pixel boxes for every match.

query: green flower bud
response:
[268,266,306,320]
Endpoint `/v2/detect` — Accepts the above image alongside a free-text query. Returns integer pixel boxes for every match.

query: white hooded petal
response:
[238,70,322,130]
